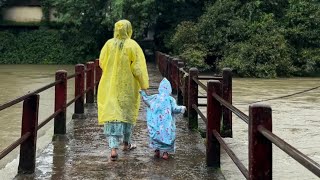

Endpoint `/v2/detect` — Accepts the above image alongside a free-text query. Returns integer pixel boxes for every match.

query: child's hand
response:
[139,89,147,96]
[181,106,186,113]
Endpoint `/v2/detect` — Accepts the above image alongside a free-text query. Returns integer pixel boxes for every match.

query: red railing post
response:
[86,62,95,104]
[159,53,164,76]
[155,51,160,70]
[177,61,184,105]
[222,68,233,138]
[72,64,85,119]
[95,59,102,96]
[18,94,39,174]
[249,104,272,180]
[54,70,67,136]
[183,73,189,117]
[171,58,178,94]
[167,56,172,82]
[158,53,162,75]
[165,55,170,79]
[207,80,222,167]
[188,68,199,130]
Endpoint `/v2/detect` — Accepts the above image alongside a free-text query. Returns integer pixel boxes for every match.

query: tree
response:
[170,0,320,77]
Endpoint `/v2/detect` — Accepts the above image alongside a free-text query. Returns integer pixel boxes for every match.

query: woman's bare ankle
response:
[111,148,117,156]
[123,142,129,151]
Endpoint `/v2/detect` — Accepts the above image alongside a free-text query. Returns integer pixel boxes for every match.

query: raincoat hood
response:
[158,78,172,95]
[114,19,133,39]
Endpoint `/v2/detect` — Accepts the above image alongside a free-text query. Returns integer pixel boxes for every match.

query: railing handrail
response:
[211,92,249,124]
[0,60,102,175]
[192,76,208,92]
[0,132,31,160]
[258,126,320,177]
[212,130,249,179]
[156,51,320,179]
[0,80,62,111]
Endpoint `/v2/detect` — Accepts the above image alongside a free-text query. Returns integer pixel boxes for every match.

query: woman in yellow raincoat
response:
[98,19,149,160]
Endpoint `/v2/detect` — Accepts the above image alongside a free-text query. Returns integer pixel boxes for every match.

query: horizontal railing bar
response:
[33,80,62,95]
[212,130,249,179]
[192,104,207,125]
[67,73,77,80]
[198,76,223,80]
[179,68,189,76]
[198,96,207,98]
[83,87,92,94]
[66,93,82,108]
[0,132,31,160]
[0,80,62,111]
[84,68,92,72]
[193,77,208,92]
[212,93,249,124]
[198,104,207,107]
[37,109,63,130]
[258,126,320,177]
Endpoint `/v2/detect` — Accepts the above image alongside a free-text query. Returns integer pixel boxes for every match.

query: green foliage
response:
[51,0,111,60]
[154,0,209,52]
[0,0,6,7]
[170,0,320,77]
[49,0,210,63]
[292,48,320,76]
[171,21,209,69]
[110,0,157,38]
[221,29,293,77]
[40,0,52,23]
[180,47,210,70]
[0,30,84,64]
[171,21,200,53]
[283,0,320,48]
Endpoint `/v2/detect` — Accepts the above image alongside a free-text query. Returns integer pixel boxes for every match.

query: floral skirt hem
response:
[149,139,175,153]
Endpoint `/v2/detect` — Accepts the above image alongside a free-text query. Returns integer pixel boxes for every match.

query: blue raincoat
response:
[140,78,185,152]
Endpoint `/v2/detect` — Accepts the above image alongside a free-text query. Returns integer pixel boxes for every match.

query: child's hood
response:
[158,78,172,95]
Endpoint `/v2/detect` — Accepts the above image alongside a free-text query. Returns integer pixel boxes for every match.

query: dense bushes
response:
[0,29,94,64]
[169,0,320,77]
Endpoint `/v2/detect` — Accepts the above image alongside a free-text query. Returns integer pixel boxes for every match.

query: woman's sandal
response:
[123,143,137,151]
[162,152,169,160]
[154,150,160,158]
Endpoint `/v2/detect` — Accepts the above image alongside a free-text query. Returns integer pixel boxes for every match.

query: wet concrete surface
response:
[14,64,224,180]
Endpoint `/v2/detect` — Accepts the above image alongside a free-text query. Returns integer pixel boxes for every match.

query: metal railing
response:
[0,59,102,174]
[156,51,320,179]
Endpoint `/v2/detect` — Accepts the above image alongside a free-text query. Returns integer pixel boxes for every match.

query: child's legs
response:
[123,122,133,144]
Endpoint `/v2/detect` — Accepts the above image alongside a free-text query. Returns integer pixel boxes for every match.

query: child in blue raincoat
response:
[140,78,186,159]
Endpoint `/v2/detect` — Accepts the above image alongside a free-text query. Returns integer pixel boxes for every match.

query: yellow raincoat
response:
[98,20,149,125]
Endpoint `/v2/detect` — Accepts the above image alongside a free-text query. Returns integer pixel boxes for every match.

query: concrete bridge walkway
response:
[15,64,224,180]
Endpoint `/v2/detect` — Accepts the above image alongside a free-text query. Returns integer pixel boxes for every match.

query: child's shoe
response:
[162,152,169,160]
[154,150,160,158]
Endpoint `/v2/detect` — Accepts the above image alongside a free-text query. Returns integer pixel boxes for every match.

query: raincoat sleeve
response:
[130,44,149,89]
[139,90,156,107]
[99,41,111,70]
[170,97,185,114]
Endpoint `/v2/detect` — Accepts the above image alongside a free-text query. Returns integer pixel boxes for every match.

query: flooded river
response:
[203,78,320,180]
[0,65,75,177]
[0,64,319,179]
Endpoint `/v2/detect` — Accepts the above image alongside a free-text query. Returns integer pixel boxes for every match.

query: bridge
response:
[0,53,319,179]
